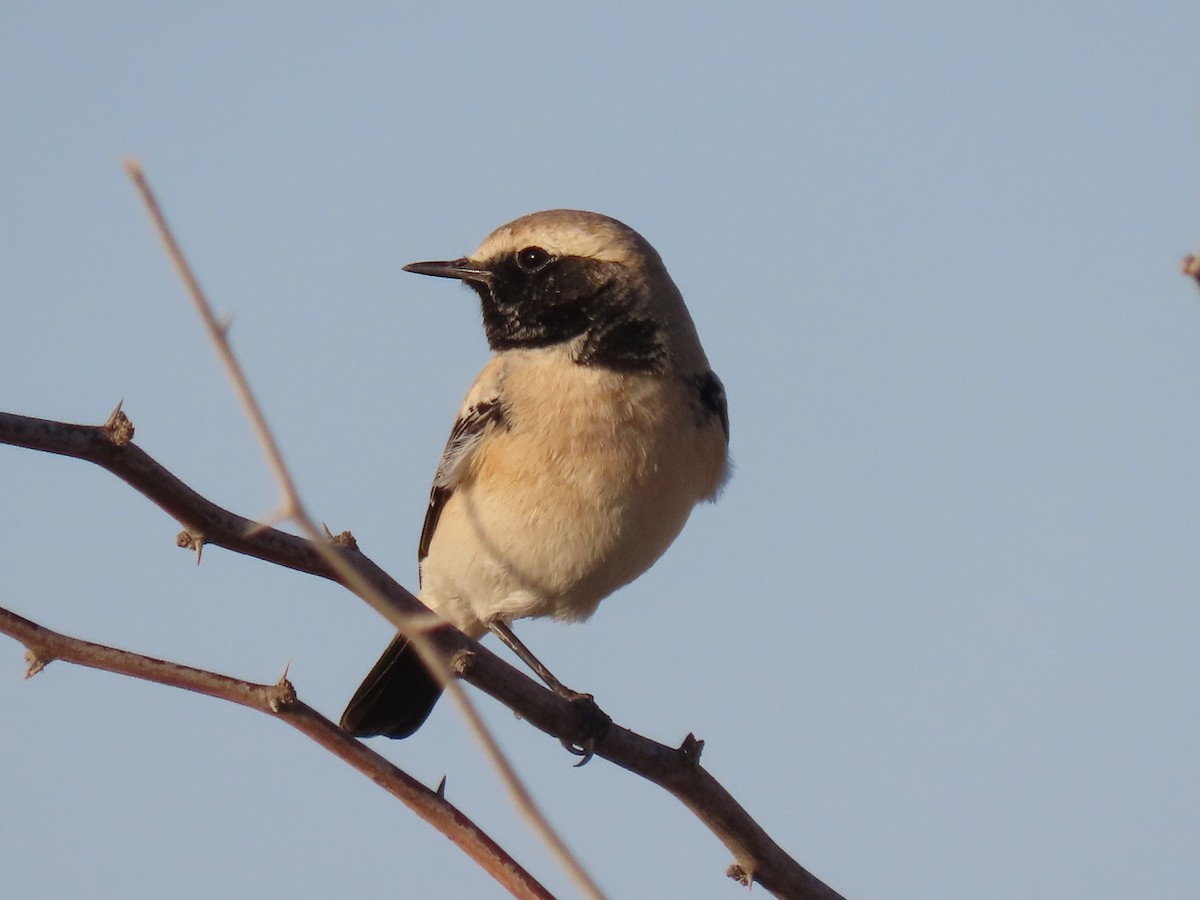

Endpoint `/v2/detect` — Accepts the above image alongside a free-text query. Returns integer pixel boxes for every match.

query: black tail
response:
[340,633,444,739]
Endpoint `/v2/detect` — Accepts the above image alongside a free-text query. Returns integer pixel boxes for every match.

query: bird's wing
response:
[692,370,730,442]
[418,364,508,569]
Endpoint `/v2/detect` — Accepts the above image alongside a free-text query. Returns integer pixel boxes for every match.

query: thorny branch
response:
[0,408,845,900]
[0,605,554,900]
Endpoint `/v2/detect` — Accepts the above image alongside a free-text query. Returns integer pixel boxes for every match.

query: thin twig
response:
[123,159,604,900]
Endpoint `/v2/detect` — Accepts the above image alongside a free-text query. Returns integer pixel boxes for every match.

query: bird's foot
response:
[558,691,612,766]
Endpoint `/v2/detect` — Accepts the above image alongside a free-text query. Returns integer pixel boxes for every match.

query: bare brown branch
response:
[0,409,845,899]
[0,605,554,900]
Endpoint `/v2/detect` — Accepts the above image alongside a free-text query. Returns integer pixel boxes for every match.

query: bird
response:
[340,209,730,742]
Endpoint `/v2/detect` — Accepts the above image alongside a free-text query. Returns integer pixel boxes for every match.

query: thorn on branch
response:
[102,401,135,446]
[24,647,52,678]
[726,862,754,888]
[176,530,205,565]
[436,775,447,799]
[1184,253,1200,288]
[268,675,298,712]
[327,528,359,550]
[677,732,705,767]
[451,649,475,677]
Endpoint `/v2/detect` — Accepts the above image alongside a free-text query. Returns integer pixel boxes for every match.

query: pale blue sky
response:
[2,4,1199,898]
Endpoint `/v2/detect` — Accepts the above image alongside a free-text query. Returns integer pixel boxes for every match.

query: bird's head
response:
[403,209,707,373]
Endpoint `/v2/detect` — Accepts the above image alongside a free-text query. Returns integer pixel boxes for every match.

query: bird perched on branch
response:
[341,209,730,744]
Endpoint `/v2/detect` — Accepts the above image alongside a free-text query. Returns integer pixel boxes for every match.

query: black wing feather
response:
[692,370,729,441]
[417,398,507,569]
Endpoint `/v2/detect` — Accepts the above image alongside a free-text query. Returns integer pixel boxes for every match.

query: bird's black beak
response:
[403,257,492,286]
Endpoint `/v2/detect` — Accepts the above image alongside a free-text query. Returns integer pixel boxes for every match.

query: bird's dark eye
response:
[515,246,553,272]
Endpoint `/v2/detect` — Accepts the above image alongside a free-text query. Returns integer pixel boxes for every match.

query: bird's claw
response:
[559,693,611,766]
